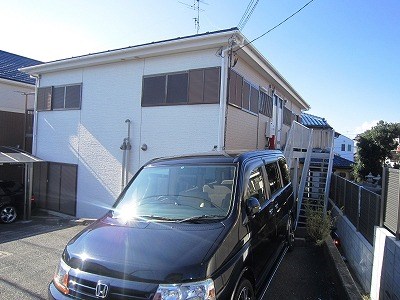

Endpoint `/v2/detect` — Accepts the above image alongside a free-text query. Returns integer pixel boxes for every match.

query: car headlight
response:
[53,259,71,295]
[153,278,216,300]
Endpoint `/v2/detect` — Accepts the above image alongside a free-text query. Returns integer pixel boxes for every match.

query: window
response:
[259,90,273,117]
[278,158,291,186]
[347,144,352,152]
[246,167,266,205]
[36,87,52,111]
[264,162,282,196]
[283,107,292,126]
[341,144,346,151]
[36,84,82,111]
[228,69,259,114]
[142,67,220,106]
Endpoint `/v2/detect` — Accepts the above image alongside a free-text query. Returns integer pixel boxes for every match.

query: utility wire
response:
[235,0,316,52]
[237,0,259,30]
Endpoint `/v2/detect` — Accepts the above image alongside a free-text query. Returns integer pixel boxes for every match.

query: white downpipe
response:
[217,47,230,151]
[32,75,40,156]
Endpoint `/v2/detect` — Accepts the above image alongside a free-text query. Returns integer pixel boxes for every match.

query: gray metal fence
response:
[330,174,381,245]
[382,168,400,240]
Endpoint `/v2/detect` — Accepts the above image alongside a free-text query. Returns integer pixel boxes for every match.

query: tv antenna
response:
[179,0,208,34]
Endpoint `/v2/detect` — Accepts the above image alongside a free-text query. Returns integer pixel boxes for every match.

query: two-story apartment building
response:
[22,28,310,218]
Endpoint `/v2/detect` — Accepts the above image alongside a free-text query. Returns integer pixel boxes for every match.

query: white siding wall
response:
[35,48,222,218]
[334,134,355,162]
[0,80,35,113]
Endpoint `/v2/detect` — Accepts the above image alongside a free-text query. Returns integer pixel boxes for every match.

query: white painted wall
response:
[0,80,35,113]
[35,49,223,218]
[334,134,354,162]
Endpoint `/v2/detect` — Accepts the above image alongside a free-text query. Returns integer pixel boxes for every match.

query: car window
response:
[278,158,291,186]
[264,162,282,196]
[114,164,236,221]
[245,167,267,205]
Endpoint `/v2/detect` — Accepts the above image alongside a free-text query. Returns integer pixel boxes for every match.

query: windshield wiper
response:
[178,215,223,223]
[137,215,177,221]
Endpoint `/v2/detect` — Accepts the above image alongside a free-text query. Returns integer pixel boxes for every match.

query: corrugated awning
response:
[0,146,42,164]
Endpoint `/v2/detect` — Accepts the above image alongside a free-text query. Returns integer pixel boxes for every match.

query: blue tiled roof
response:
[301,113,332,129]
[333,155,353,169]
[0,51,42,85]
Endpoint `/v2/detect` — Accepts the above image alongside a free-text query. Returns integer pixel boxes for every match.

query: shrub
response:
[305,204,335,246]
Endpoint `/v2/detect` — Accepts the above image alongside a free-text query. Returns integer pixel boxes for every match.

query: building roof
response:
[301,113,332,129]
[333,155,353,169]
[0,146,42,164]
[0,51,42,85]
[20,28,310,110]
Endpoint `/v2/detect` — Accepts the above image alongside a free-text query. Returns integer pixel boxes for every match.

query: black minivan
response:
[49,150,296,300]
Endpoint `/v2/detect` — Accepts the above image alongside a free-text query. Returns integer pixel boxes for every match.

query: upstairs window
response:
[37,84,82,111]
[228,69,259,114]
[341,144,346,151]
[283,107,292,126]
[347,144,352,152]
[142,67,220,106]
[259,90,273,117]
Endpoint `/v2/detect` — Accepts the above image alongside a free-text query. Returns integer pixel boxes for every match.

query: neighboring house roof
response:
[301,113,332,129]
[300,155,353,169]
[333,155,353,169]
[20,28,310,110]
[0,50,42,85]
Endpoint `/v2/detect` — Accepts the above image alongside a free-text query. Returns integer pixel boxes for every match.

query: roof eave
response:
[20,28,240,76]
[238,42,310,110]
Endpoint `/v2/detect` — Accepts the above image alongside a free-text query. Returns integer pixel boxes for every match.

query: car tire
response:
[234,278,255,300]
[0,205,17,223]
[287,215,295,251]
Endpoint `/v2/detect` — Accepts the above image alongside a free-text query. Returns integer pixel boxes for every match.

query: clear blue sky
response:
[2,0,399,137]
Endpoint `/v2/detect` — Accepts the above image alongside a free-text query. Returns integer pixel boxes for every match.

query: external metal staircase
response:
[283,121,335,228]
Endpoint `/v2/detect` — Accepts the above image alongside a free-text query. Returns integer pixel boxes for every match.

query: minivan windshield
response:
[113,164,236,222]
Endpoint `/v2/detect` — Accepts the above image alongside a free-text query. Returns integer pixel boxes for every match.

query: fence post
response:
[397,170,400,240]
[357,185,361,231]
[380,167,387,227]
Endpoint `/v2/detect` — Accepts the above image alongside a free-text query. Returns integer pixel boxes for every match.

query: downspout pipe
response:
[30,74,40,156]
[124,119,132,185]
[217,47,230,151]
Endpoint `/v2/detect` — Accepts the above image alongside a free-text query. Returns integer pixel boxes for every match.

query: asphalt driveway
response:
[0,215,341,299]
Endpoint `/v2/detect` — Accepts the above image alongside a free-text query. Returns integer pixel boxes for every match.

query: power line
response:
[235,0,316,52]
[237,0,259,30]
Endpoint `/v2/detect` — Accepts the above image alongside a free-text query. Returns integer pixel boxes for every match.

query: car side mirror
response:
[246,197,261,217]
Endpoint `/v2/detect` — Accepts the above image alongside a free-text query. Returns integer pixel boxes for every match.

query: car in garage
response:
[0,180,29,223]
[49,150,296,300]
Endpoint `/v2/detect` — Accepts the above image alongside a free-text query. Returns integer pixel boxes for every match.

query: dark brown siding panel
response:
[250,86,259,113]
[47,163,61,211]
[0,111,24,147]
[204,67,220,103]
[59,164,77,216]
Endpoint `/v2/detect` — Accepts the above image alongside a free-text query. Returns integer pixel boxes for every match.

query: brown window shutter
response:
[142,75,166,106]
[65,84,82,109]
[242,81,250,110]
[166,73,188,104]
[250,86,259,113]
[52,86,65,109]
[203,67,220,104]
[37,87,52,111]
[188,69,204,103]
[234,74,243,107]
[228,69,237,105]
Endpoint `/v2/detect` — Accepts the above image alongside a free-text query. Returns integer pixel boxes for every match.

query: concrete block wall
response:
[371,227,400,300]
[332,206,373,293]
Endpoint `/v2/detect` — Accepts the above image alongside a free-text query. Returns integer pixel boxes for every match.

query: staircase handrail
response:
[295,128,314,228]
[323,130,335,215]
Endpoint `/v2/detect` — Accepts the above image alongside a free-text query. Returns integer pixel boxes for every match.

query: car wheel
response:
[287,215,295,251]
[0,206,17,223]
[234,278,254,300]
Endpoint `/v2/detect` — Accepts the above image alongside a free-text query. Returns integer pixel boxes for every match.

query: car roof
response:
[145,150,284,166]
